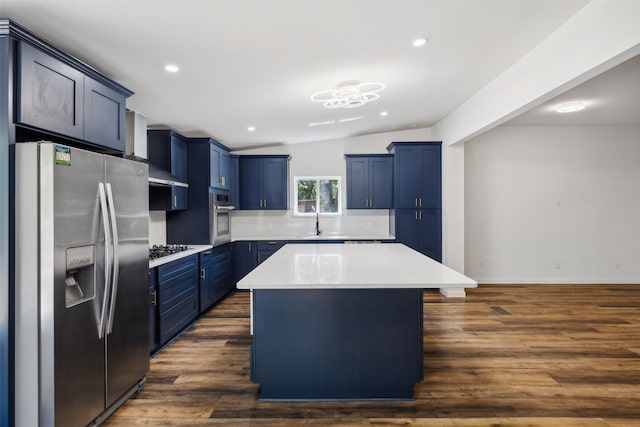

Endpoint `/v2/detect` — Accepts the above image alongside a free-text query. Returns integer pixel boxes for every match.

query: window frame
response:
[293,175,342,217]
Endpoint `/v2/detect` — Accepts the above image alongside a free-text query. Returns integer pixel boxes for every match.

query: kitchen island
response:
[237,243,477,401]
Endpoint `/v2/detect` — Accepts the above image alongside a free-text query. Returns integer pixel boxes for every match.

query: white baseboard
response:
[439,288,467,297]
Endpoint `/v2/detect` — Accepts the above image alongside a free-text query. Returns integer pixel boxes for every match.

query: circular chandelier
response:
[311,81,385,109]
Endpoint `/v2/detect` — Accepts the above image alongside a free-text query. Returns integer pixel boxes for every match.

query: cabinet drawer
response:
[255,241,286,252]
[158,269,198,314]
[157,254,198,283]
[199,248,214,264]
[159,293,198,344]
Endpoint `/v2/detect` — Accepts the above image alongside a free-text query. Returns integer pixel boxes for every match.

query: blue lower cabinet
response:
[157,254,199,346]
[200,245,233,312]
[394,209,441,262]
[256,241,286,265]
[149,268,159,354]
[211,245,233,301]
[233,241,256,283]
[199,249,215,311]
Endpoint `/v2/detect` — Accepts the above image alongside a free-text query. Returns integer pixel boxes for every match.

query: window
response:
[294,176,341,216]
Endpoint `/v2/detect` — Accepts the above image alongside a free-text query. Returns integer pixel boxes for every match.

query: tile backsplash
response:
[149,211,167,246]
[231,209,390,239]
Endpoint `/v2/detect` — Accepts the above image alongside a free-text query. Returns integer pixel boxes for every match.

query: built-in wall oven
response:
[210,191,234,246]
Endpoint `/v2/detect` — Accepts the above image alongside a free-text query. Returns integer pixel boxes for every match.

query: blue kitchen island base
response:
[251,288,424,401]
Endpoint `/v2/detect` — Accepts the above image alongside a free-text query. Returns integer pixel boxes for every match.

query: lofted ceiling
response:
[1,1,607,149]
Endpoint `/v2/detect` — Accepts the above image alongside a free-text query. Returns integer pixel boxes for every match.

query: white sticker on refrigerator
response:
[55,145,71,166]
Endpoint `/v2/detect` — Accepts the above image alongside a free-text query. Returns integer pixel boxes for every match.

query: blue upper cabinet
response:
[16,38,131,153]
[389,142,441,209]
[229,155,240,207]
[239,157,262,210]
[209,141,231,190]
[83,77,127,152]
[17,41,85,140]
[345,154,392,209]
[148,130,189,210]
[239,155,290,210]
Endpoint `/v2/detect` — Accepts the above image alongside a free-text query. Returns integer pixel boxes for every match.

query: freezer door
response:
[104,156,150,406]
[50,144,109,427]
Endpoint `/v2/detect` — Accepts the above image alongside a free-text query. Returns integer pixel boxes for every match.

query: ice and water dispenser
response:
[65,245,96,307]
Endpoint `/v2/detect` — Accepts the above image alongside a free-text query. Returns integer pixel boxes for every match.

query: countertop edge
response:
[149,244,213,268]
[237,282,478,290]
[231,235,396,242]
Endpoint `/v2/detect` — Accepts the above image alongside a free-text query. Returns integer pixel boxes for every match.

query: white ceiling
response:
[2,0,616,149]
[508,52,640,127]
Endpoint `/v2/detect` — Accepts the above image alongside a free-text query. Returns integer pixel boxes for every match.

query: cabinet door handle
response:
[419,211,422,220]
[200,268,206,280]
[419,197,423,208]
[415,198,418,207]
[248,243,252,252]
[152,290,157,306]
[173,195,177,207]
[258,253,261,263]
[264,199,267,208]
[415,211,418,220]
[220,176,225,186]
[370,198,373,208]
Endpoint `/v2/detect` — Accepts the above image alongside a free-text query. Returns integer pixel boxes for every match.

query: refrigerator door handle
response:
[98,183,112,339]
[105,183,120,335]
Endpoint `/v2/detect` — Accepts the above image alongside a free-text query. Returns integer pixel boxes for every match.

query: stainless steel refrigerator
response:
[14,142,150,427]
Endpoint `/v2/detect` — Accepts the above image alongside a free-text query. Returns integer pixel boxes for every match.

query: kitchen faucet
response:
[315,212,322,236]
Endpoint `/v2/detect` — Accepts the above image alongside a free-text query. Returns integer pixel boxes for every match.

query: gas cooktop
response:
[149,244,191,260]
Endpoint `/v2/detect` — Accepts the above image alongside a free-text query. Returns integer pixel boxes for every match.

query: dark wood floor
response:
[105,284,640,426]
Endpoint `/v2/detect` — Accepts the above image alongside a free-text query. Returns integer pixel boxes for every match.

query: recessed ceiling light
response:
[555,101,586,113]
[164,64,180,73]
[247,126,256,132]
[380,111,388,117]
[412,37,428,47]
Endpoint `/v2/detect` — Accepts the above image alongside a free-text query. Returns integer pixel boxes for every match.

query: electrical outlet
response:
[554,261,561,269]
[266,222,272,230]
[479,260,484,269]
[364,222,372,230]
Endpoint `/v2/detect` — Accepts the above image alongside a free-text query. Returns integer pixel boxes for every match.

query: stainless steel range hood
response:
[125,155,189,188]
[126,111,189,188]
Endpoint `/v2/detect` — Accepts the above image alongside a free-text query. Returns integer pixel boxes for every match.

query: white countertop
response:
[232,234,395,242]
[149,245,213,268]
[237,243,477,290]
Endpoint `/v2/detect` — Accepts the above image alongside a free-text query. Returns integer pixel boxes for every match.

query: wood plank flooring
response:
[104,284,640,426]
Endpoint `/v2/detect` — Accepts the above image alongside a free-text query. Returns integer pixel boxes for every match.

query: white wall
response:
[464,125,640,284]
[231,127,433,240]
[433,1,640,274]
